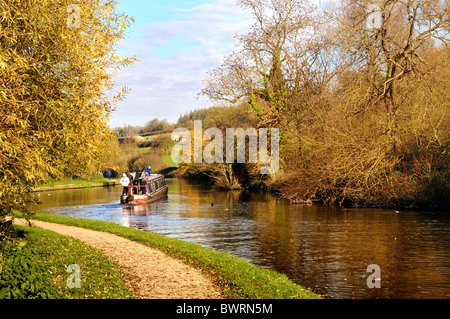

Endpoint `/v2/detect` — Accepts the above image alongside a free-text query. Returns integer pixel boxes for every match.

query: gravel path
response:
[14,219,224,299]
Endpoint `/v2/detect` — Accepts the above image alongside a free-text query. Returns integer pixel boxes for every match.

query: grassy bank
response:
[34,175,117,192]
[0,224,133,299]
[27,213,320,299]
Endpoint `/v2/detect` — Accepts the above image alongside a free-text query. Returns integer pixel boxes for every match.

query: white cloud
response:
[110,0,253,128]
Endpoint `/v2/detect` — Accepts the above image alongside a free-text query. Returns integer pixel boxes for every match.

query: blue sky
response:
[109,0,254,128]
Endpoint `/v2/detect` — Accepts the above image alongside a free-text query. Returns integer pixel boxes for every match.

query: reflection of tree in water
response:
[122,204,151,216]
[226,190,249,205]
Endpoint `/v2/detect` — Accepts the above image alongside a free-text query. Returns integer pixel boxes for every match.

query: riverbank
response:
[33,176,118,192]
[6,213,321,299]
[11,218,222,299]
[173,169,449,211]
[1,222,133,299]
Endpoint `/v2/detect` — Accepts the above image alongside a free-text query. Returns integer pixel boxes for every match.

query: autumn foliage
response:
[0,0,135,240]
[201,0,449,209]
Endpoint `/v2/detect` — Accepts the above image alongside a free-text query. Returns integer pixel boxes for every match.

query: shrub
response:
[0,242,57,299]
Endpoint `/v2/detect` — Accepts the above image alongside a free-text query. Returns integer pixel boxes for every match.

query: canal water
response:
[32,178,450,299]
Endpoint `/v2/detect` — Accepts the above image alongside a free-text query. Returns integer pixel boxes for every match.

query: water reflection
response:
[122,204,152,216]
[32,179,450,299]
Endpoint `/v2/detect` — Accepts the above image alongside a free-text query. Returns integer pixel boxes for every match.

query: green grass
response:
[163,154,179,168]
[164,144,183,168]
[142,132,172,141]
[35,175,117,192]
[0,225,133,299]
[138,146,152,152]
[28,213,321,299]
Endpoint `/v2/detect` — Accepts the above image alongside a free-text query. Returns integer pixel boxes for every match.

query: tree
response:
[200,0,449,207]
[200,0,334,170]
[0,0,135,241]
[275,0,450,207]
[326,0,449,151]
[201,0,321,128]
[140,118,174,134]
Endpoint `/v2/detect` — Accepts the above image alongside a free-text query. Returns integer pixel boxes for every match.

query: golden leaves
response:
[0,0,135,213]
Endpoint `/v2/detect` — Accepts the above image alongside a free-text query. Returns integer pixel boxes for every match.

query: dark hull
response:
[121,185,168,204]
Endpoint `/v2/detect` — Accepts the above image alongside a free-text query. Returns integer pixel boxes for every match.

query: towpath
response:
[14,219,224,299]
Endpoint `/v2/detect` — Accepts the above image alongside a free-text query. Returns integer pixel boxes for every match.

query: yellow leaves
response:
[1,0,136,212]
[0,58,7,70]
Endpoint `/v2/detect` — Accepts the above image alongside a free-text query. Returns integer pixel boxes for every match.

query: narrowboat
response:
[120,174,168,204]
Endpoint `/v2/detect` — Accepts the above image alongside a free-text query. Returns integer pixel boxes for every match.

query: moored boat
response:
[120,173,168,204]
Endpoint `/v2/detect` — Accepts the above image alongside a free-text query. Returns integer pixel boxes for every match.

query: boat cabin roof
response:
[139,174,164,182]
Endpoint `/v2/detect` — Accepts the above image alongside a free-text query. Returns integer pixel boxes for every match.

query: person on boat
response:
[127,171,137,194]
[137,171,147,194]
[146,166,152,175]
[120,173,130,195]
[126,171,134,183]
[140,170,149,179]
